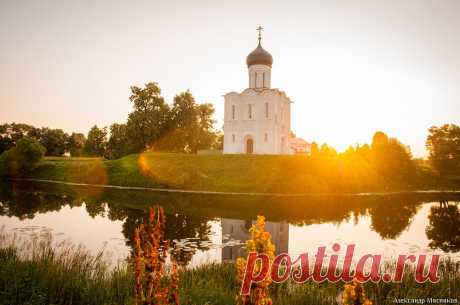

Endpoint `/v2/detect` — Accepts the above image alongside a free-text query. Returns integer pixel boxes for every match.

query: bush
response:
[0,137,45,176]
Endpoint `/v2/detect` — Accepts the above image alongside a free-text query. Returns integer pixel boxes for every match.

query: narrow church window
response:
[232,134,235,142]
[232,105,236,120]
[262,72,265,88]
[265,102,268,118]
[264,133,268,142]
[248,104,252,119]
[254,73,258,88]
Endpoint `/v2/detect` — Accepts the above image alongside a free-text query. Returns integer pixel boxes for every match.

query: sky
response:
[0,0,459,157]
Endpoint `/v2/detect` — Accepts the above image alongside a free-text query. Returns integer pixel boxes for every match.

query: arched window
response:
[232,105,236,120]
[232,134,235,142]
[265,102,269,118]
[248,104,253,119]
[264,133,268,142]
[254,73,258,88]
[262,72,265,88]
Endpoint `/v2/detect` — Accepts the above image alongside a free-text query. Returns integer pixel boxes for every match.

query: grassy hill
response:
[25,152,452,194]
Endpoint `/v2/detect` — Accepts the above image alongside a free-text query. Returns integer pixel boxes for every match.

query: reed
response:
[0,230,459,305]
[0,230,133,305]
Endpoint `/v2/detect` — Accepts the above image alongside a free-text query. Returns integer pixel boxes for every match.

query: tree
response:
[84,125,107,156]
[426,124,460,178]
[310,142,319,156]
[196,103,218,151]
[0,123,37,154]
[68,133,86,157]
[319,143,337,157]
[148,90,217,153]
[356,144,371,161]
[106,123,130,159]
[164,91,217,153]
[213,132,224,150]
[126,82,171,152]
[38,128,68,156]
[0,137,45,176]
[9,123,36,143]
[371,131,415,184]
[0,124,14,154]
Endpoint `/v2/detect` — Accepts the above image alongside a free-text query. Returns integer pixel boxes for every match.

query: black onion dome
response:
[246,42,273,67]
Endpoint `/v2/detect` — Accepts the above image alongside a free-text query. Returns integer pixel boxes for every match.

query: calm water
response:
[1,181,460,267]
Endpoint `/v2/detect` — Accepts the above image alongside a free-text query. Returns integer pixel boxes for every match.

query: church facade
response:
[223,30,292,155]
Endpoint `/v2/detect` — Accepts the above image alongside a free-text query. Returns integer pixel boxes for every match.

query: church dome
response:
[246,42,273,67]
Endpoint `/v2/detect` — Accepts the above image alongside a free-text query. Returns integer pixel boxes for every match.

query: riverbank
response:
[22,153,458,194]
[1,233,459,305]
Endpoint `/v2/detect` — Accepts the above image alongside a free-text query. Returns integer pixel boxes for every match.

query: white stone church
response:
[223,29,306,155]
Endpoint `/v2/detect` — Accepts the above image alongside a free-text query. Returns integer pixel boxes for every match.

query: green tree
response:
[213,132,224,150]
[106,123,130,159]
[9,123,36,143]
[0,137,45,176]
[196,103,217,151]
[126,82,171,151]
[68,132,86,157]
[165,91,217,153]
[426,124,460,178]
[0,124,14,154]
[84,125,107,156]
[38,128,68,156]
[371,131,415,184]
[0,123,37,154]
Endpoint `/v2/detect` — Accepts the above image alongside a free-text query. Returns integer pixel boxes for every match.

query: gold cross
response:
[256,26,263,42]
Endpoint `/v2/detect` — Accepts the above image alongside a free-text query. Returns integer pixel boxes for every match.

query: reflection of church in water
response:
[221,218,289,261]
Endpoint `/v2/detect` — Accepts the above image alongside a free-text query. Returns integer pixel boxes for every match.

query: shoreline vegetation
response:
[13,152,460,195]
[1,119,459,195]
[1,229,459,305]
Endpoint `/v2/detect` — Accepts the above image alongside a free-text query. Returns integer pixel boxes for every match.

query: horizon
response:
[1,0,459,157]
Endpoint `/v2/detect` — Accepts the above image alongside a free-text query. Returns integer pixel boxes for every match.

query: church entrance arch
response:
[245,137,254,154]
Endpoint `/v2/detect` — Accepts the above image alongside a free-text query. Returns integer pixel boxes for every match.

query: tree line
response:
[0,82,222,160]
[304,125,459,185]
[0,81,458,182]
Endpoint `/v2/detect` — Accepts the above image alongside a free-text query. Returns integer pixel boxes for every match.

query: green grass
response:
[24,153,458,194]
[1,232,459,305]
[25,153,456,193]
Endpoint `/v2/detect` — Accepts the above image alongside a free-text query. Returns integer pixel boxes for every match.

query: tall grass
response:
[0,231,133,305]
[0,230,459,305]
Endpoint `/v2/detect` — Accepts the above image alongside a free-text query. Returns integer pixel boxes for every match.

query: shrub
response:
[0,137,45,176]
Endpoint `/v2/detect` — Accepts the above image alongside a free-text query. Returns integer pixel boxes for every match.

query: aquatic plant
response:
[133,206,180,305]
[236,215,276,305]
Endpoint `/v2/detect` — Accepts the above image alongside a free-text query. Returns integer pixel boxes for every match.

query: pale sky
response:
[1,0,459,157]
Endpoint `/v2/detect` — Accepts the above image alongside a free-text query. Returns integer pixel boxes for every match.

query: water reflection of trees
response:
[2,181,460,264]
[122,211,212,267]
[426,203,460,252]
[0,182,83,219]
[369,199,418,239]
[0,182,213,267]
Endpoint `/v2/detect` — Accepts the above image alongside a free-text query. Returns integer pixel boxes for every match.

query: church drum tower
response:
[223,27,292,155]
